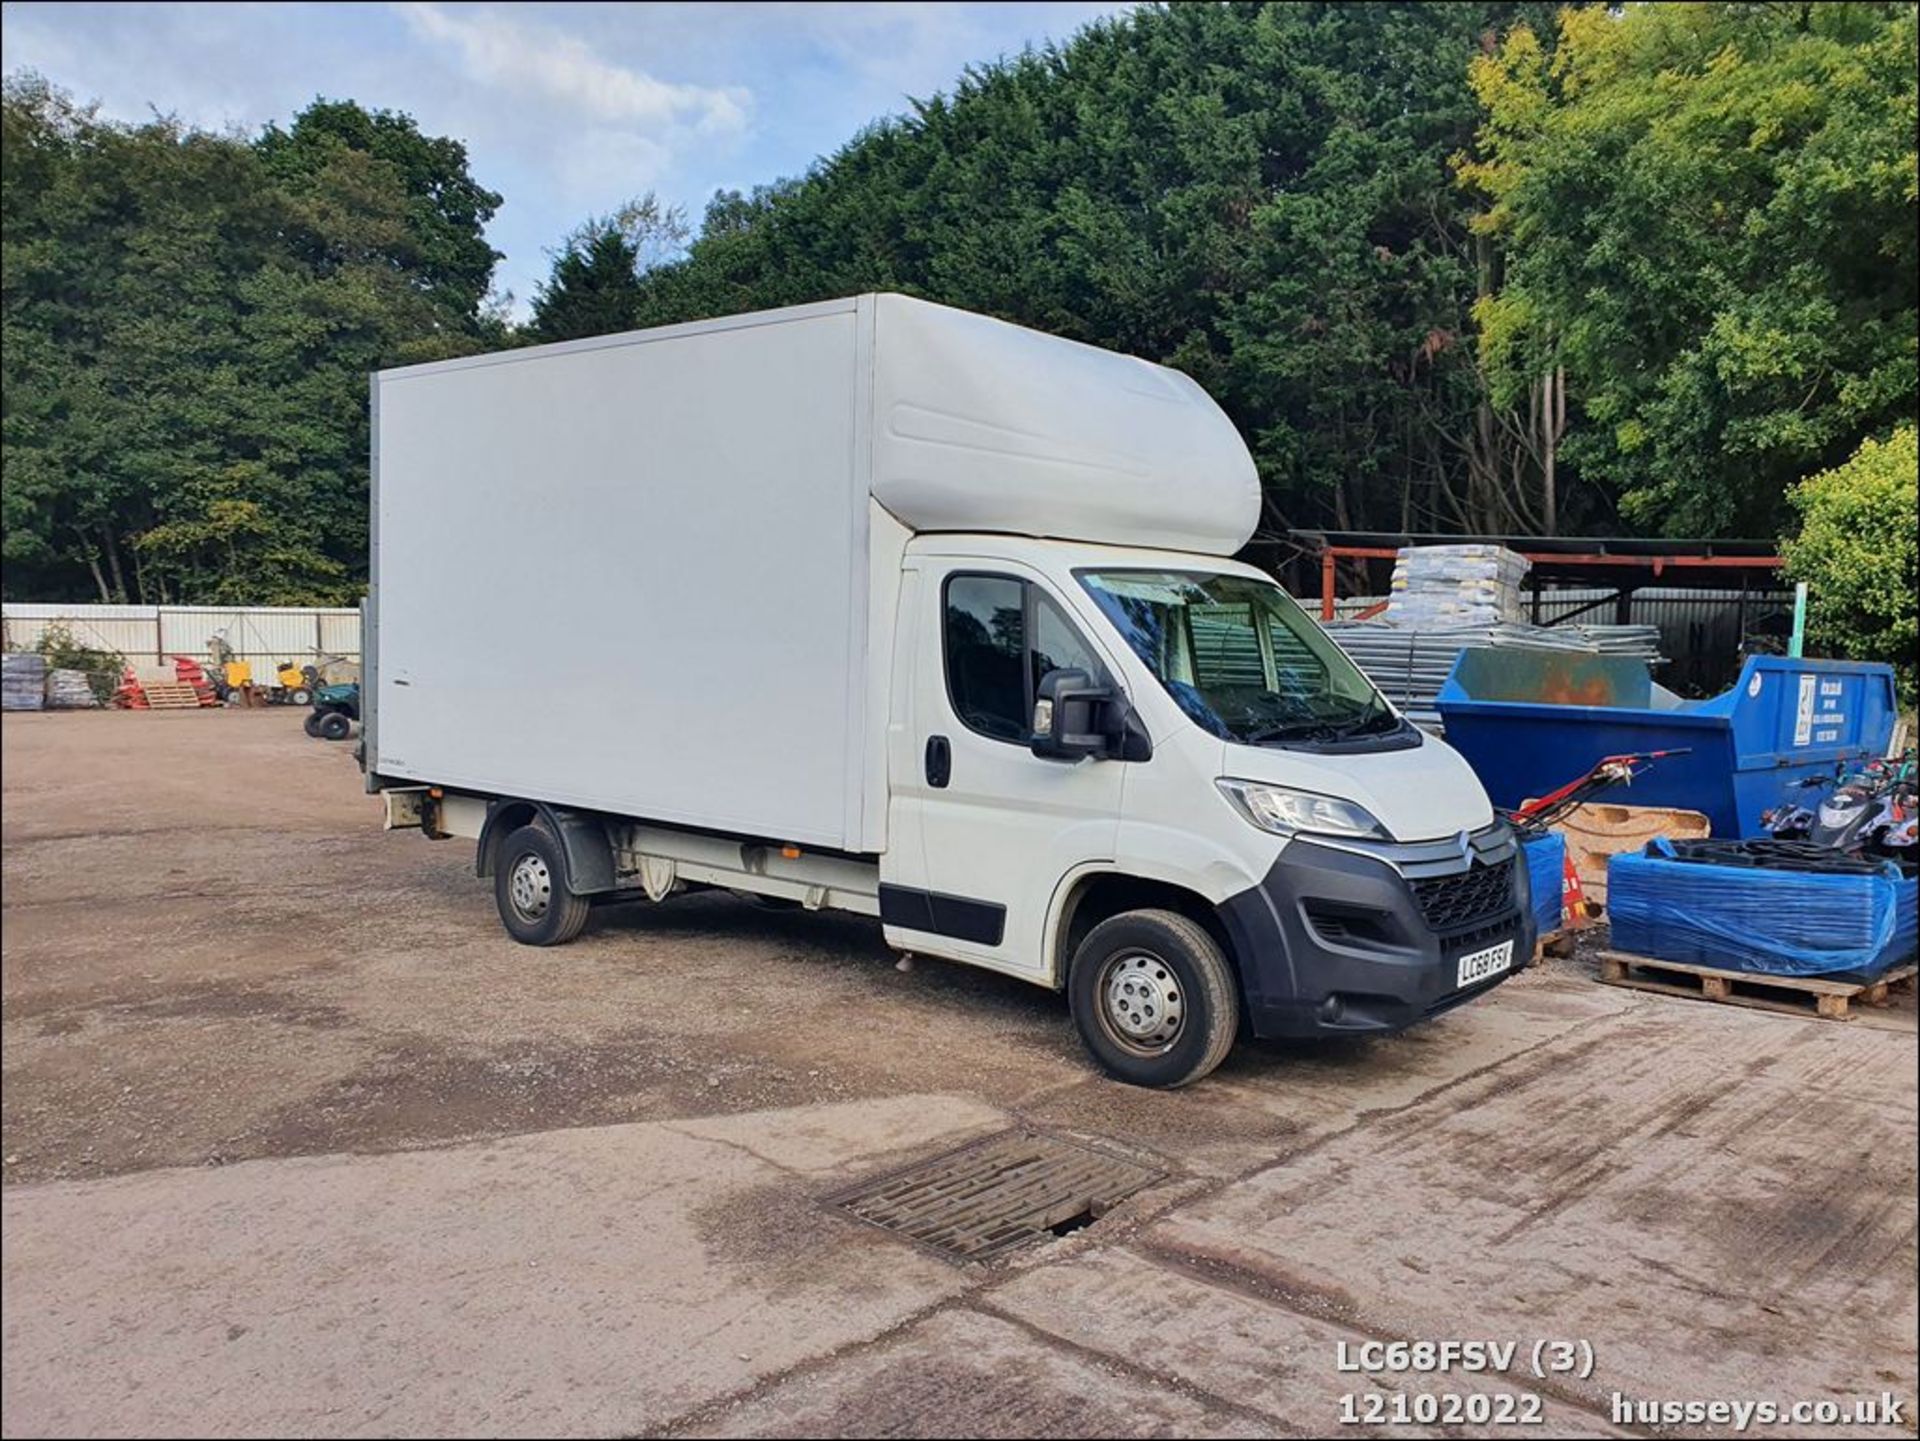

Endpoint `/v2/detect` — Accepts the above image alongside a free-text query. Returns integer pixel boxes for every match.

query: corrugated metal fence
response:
[2,603,361,681]
[1329,586,1794,696]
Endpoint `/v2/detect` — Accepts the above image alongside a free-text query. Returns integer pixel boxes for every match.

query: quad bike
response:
[1762,749,1917,867]
[303,680,361,741]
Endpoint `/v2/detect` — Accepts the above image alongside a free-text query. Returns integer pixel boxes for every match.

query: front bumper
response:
[1218,822,1535,1039]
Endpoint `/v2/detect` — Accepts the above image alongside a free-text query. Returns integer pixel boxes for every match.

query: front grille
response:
[1444,915,1521,957]
[1410,857,1515,935]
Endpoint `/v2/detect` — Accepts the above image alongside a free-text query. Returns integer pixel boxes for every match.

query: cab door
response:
[883,559,1127,981]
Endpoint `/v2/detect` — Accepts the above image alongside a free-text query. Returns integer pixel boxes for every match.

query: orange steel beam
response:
[1312,542,1782,619]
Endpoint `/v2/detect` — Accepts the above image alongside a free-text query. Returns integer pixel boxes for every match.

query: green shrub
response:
[1781,427,1918,703]
[31,623,124,703]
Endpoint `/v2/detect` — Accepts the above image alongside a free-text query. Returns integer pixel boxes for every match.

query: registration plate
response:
[1455,939,1514,989]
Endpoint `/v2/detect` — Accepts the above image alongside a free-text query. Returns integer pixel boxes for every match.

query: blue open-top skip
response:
[1436,652,1898,838]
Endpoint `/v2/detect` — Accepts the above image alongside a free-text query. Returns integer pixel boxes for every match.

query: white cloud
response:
[556,127,675,198]
[394,2,749,135]
[3,0,1122,321]
[764,2,1127,112]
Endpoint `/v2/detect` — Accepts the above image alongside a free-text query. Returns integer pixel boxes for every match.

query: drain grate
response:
[826,1130,1164,1262]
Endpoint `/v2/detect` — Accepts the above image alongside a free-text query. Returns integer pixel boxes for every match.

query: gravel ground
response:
[3,707,1914,1437]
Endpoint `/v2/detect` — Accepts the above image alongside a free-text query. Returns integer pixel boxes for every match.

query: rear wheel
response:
[317,711,353,741]
[1067,909,1238,1088]
[494,823,591,946]
[303,711,324,738]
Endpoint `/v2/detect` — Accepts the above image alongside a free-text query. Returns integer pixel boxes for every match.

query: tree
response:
[1781,426,1917,700]
[3,76,283,602]
[1,77,497,603]
[256,98,503,325]
[630,3,1568,540]
[1460,3,1919,537]
[525,196,689,344]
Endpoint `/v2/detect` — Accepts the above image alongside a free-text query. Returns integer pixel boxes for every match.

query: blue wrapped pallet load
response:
[1609,842,1918,979]
[1436,652,1898,837]
[1520,830,1567,938]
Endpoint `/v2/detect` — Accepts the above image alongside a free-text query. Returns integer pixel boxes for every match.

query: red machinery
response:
[1507,750,1690,928]
[1510,750,1691,829]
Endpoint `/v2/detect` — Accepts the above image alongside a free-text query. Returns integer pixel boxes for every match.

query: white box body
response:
[371,294,1259,852]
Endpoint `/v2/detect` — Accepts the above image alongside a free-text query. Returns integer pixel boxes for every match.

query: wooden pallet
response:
[1535,929,1578,961]
[1598,949,1917,1021]
[1529,803,1711,906]
[140,682,204,710]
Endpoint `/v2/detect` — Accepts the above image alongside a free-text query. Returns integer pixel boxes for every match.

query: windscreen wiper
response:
[1243,720,1340,745]
[1248,706,1395,747]
[1326,707,1398,739]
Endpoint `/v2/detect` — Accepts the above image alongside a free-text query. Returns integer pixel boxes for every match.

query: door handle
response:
[925,735,951,789]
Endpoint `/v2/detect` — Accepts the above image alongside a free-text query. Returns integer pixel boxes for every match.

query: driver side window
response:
[944,574,1103,745]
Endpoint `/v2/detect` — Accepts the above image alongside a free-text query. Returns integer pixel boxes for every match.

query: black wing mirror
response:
[1031,667,1116,760]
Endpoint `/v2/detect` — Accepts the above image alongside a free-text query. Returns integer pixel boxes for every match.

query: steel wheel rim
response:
[508,853,553,921]
[1097,950,1184,1054]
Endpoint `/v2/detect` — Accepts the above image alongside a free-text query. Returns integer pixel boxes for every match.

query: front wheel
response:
[494,823,591,946]
[317,711,353,741]
[303,710,324,738]
[1067,909,1239,1088]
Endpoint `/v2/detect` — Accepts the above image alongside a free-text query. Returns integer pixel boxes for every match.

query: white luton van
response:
[365,294,1532,1087]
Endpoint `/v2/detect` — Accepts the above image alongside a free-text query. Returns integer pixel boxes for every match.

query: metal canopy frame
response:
[1287,531,1785,622]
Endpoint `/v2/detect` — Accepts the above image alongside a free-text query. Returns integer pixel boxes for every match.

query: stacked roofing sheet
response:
[1386,543,1532,627]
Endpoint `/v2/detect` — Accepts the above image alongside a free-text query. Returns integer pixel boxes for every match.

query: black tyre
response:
[303,710,324,738]
[494,823,591,946]
[317,711,353,741]
[287,687,313,707]
[1067,909,1239,1088]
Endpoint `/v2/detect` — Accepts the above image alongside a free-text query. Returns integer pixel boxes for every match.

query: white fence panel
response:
[1,605,163,663]
[3,603,361,677]
[170,609,332,665]
[318,612,360,658]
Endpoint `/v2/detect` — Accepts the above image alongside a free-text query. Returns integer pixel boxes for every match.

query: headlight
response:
[1216,778,1388,840]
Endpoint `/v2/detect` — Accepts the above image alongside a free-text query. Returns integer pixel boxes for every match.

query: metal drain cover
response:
[827,1130,1163,1262]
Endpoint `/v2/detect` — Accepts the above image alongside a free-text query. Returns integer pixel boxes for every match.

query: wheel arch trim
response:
[1042,858,1254,989]
[475,799,617,895]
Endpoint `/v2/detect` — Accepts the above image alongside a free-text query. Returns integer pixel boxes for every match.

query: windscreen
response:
[1076,569,1401,747]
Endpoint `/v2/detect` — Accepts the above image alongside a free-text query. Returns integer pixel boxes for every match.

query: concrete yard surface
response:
[3,709,1916,1437]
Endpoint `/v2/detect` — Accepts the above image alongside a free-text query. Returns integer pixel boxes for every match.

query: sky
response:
[1,1,1127,317]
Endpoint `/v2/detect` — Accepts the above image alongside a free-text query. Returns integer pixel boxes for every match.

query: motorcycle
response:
[1762,750,1916,866]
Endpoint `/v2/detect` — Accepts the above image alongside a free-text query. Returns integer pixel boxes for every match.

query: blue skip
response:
[1436,653,1898,838]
